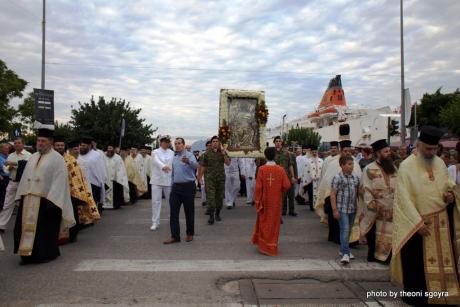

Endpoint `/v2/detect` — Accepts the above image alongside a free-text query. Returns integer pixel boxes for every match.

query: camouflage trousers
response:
[205,178,225,212]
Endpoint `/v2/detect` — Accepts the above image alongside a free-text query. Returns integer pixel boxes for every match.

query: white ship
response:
[266,75,400,146]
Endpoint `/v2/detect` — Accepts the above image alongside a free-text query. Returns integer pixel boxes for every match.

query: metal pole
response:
[400,0,406,145]
[387,117,391,145]
[282,114,286,140]
[413,102,417,144]
[41,0,46,89]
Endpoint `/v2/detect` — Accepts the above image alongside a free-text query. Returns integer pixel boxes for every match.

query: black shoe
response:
[215,209,222,222]
[289,212,298,217]
[208,212,215,225]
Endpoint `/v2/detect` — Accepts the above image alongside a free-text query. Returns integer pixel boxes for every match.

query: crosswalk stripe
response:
[75,259,388,272]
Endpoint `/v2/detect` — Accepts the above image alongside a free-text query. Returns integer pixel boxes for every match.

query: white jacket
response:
[150,148,174,186]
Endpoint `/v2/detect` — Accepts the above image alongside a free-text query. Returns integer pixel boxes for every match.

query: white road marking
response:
[75,259,388,272]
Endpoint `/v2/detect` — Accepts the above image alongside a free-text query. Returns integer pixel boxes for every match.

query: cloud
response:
[0,0,459,139]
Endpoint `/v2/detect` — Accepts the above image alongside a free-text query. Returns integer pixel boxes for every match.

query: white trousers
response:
[294,183,300,196]
[245,177,256,203]
[151,185,171,227]
[201,181,206,203]
[224,173,240,207]
[0,181,18,230]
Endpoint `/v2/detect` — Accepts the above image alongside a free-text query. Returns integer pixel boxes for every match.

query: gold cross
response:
[428,257,437,265]
[267,173,275,187]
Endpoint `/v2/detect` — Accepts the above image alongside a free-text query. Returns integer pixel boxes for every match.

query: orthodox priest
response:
[14,128,75,264]
[360,139,396,263]
[140,146,152,199]
[251,147,291,256]
[124,146,147,204]
[78,137,106,213]
[301,145,323,211]
[132,146,148,198]
[104,144,130,209]
[316,124,362,245]
[54,137,100,244]
[391,126,460,306]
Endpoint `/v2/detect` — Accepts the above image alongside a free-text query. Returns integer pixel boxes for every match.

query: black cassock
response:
[112,181,125,209]
[14,197,62,264]
[128,181,138,204]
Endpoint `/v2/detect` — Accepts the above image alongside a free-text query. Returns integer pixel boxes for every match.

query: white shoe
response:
[340,254,350,264]
[339,252,355,260]
[150,224,158,231]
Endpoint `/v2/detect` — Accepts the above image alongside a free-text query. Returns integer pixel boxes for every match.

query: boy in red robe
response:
[251,147,291,256]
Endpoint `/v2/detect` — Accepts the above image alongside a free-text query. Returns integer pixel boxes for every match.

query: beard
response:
[379,157,396,174]
[417,151,435,166]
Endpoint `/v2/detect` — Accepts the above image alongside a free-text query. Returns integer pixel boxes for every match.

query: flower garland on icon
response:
[219,121,230,145]
[257,100,268,125]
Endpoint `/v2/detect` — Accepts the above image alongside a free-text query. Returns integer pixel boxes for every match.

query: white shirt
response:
[225,158,240,175]
[150,147,175,186]
[3,149,32,180]
[240,158,257,179]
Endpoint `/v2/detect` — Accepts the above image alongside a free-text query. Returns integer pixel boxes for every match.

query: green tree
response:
[0,59,28,134]
[416,88,460,128]
[16,91,35,129]
[286,127,321,148]
[55,121,76,142]
[70,96,154,149]
[439,97,460,135]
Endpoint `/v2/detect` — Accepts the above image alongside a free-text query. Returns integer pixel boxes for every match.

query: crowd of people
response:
[0,124,460,306]
[255,124,460,306]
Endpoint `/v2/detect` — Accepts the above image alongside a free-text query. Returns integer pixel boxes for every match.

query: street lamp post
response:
[281,114,287,140]
[41,0,46,89]
[400,0,406,145]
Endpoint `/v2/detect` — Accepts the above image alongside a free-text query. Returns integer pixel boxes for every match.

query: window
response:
[338,95,343,100]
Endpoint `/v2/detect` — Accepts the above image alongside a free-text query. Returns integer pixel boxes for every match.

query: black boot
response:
[208,210,215,225]
[215,209,221,222]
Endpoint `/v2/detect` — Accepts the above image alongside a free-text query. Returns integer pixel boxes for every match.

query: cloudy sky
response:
[1,0,459,140]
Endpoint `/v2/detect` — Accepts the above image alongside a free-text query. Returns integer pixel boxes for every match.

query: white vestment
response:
[15,149,75,228]
[224,158,240,207]
[133,154,148,189]
[240,158,256,203]
[103,154,130,209]
[301,156,323,206]
[295,155,308,196]
[78,150,106,203]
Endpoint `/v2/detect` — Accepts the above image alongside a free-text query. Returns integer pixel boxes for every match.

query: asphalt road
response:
[0,195,403,306]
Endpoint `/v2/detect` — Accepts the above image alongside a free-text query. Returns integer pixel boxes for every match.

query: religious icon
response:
[219,89,267,158]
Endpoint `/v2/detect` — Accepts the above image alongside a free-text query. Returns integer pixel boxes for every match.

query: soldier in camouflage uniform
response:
[198,136,230,225]
[273,136,298,216]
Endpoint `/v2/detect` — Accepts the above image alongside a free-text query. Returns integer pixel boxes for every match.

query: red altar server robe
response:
[251,163,291,256]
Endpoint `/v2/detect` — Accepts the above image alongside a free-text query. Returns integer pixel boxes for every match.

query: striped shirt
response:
[331,172,360,213]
